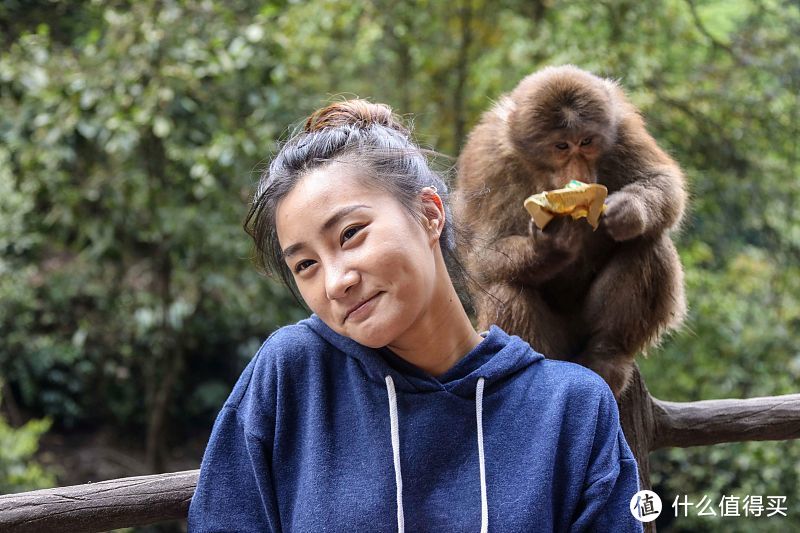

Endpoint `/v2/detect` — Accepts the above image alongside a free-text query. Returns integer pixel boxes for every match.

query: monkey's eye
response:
[555,142,569,150]
[580,137,593,146]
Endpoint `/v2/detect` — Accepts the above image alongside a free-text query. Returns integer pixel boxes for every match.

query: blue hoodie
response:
[188,315,643,532]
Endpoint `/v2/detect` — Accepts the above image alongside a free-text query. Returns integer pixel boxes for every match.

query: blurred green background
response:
[1,0,798,531]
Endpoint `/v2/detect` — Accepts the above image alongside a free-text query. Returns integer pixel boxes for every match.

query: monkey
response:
[454,65,687,398]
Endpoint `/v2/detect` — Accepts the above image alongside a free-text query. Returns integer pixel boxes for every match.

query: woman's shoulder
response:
[251,319,328,362]
[223,321,325,407]
[533,356,616,405]
[487,324,613,402]
[530,359,624,453]
[266,319,321,344]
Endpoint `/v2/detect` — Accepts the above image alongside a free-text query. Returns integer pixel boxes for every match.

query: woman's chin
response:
[345,316,403,348]
[349,327,391,349]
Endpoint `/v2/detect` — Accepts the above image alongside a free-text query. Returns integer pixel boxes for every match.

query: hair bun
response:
[304,99,409,136]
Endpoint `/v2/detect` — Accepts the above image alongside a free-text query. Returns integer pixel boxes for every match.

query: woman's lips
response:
[345,292,383,322]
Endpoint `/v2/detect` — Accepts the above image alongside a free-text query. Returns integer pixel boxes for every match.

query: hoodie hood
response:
[300,313,544,398]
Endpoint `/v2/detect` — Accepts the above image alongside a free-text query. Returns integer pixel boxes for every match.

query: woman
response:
[188,100,643,532]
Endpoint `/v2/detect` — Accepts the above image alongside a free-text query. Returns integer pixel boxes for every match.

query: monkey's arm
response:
[603,136,687,242]
[468,235,573,286]
[469,219,583,286]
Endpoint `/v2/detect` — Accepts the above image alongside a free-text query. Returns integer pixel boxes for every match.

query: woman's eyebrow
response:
[282,204,371,259]
[321,204,371,231]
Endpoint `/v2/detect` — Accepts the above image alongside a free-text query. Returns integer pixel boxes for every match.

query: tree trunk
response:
[453,0,473,151]
[145,241,179,473]
[617,365,657,533]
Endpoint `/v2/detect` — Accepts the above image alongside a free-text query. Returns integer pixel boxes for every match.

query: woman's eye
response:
[555,142,569,150]
[294,259,315,273]
[341,225,363,244]
[580,137,593,146]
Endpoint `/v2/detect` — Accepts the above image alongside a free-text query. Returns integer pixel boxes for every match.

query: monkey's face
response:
[511,114,614,190]
[508,67,617,190]
[512,124,609,191]
[545,129,605,189]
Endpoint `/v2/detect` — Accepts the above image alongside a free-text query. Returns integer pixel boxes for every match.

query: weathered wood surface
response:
[0,470,198,533]
[652,393,800,449]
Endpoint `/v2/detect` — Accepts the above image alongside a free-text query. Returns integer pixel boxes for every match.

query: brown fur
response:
[455,65,687,398]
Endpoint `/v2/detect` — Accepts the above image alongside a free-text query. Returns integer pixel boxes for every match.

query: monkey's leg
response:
[474,283,574,357]
[576,236,686,397]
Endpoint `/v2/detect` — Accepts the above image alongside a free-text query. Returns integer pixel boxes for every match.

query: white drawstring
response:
[384,375,489,532]
[476,377,488,533]
[385,376,405,533]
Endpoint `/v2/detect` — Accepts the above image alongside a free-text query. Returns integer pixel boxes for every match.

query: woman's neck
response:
[386,281,483,378]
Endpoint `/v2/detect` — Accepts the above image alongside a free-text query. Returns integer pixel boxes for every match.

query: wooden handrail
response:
[0,469,198,533]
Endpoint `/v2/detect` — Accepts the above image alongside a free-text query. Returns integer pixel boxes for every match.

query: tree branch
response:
[684,0,739,60]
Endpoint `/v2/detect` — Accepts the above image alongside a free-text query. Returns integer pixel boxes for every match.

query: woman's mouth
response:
[345,292,383,323]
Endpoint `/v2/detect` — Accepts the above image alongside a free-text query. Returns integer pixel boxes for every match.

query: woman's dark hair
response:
[243,99,469,305]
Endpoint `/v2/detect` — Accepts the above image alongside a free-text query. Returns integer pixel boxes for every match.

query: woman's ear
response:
[420,186,445,236]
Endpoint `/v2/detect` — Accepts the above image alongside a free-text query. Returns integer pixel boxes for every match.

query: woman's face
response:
[275,164,443,348]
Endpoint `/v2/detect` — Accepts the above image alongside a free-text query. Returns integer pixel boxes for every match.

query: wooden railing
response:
[0,470,197,532]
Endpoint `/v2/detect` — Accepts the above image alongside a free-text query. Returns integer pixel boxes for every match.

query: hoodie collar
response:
[299,314,543,398]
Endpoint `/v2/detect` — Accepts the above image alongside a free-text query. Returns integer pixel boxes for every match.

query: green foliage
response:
[0,0,306,432]
[0,412,56,494]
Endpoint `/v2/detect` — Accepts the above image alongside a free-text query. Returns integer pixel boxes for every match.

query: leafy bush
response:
[0,412,55,494]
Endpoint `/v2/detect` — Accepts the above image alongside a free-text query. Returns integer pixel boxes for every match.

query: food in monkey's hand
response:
[524,180,608,230]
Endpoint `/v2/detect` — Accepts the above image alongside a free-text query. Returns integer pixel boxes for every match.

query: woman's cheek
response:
[300,280,326,314]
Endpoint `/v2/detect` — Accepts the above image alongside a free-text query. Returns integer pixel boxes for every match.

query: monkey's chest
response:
[542,274,591,314]
[541,252,608,315]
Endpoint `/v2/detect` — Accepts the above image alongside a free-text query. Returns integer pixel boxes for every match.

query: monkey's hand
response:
[602,191,647,241]
[529,216,584,257]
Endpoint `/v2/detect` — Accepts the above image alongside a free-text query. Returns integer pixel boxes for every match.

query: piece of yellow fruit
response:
[524,180,608,230]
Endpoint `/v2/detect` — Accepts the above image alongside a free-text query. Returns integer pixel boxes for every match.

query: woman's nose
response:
[325,264,359,300]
